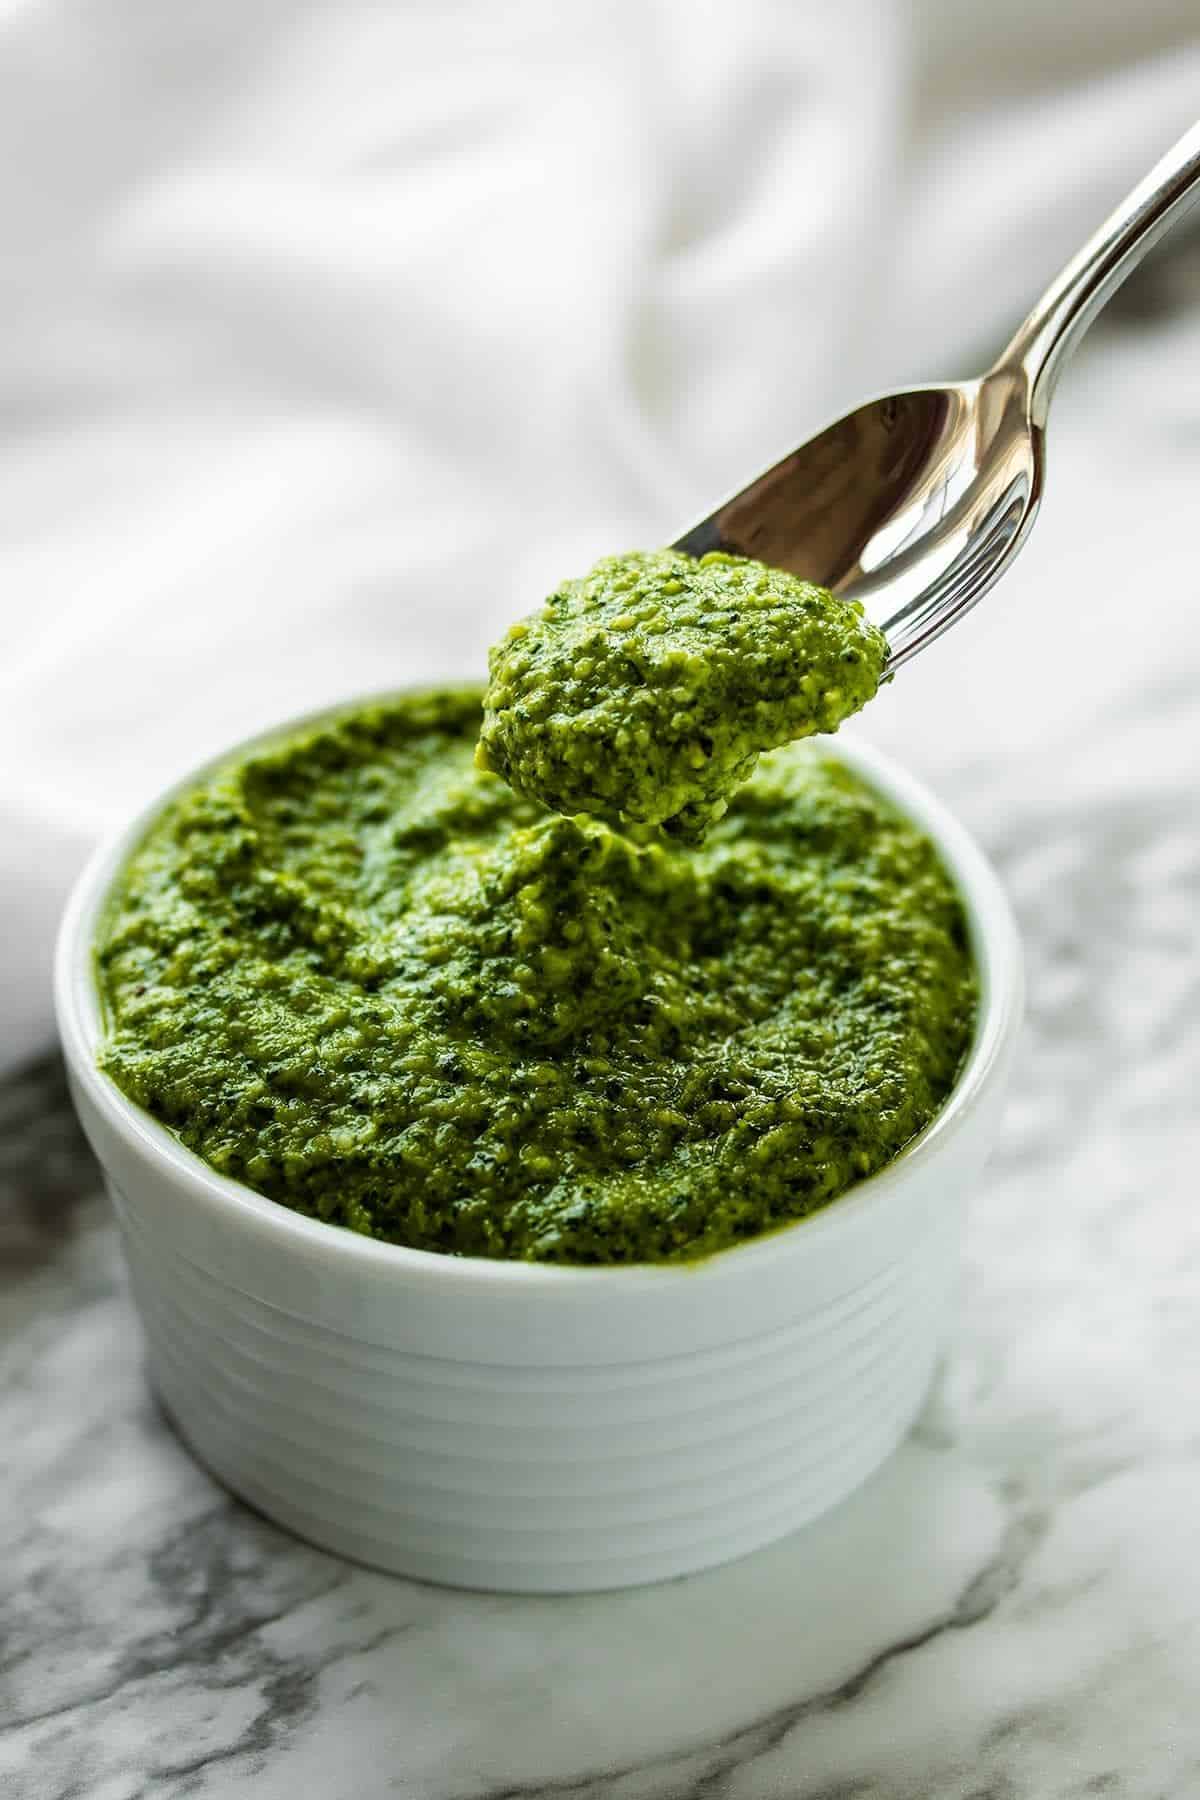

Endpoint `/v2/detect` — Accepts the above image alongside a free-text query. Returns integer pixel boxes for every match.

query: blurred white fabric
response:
[0,0,1198,1069]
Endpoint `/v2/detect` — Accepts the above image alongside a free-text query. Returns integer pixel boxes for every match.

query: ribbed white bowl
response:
[56,721,1022,1591]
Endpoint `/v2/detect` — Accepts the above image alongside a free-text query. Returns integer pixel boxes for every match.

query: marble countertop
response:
[5,290,1200,1795]
[5,738,1200,1796]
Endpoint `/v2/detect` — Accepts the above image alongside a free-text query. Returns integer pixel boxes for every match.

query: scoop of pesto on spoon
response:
[475,549,888,842]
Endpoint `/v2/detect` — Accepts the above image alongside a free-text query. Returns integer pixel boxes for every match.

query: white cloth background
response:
[1,0,1198,1071]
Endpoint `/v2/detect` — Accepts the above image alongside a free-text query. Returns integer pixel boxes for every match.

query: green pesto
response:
[476,549,889,842]
[95,688,974,1265]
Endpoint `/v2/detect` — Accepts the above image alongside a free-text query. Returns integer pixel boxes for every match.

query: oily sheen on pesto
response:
[477,549,889,841]
[95,689,974,1265]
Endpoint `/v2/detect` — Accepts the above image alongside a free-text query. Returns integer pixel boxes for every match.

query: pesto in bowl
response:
[95,687,975,1265]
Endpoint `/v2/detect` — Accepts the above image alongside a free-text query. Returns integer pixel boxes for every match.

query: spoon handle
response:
[996,118,1200,425]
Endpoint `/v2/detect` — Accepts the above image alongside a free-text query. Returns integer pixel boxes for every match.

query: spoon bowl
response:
[675,370,1039,668]
[677,119,1200,666]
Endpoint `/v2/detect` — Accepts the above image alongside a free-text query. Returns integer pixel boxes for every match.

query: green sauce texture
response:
[96,688,975,1265]
[477,549,889,841]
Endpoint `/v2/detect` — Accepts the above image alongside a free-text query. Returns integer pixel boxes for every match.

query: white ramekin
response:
[55,715,1022,1592]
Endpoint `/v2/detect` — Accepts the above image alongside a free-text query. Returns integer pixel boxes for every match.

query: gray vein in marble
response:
[480,1510,1050,1800]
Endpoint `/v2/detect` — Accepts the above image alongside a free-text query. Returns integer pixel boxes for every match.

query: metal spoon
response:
[674,119,1200,668]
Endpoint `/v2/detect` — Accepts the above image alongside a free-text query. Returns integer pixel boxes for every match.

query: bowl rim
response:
[55,688,1023,1296]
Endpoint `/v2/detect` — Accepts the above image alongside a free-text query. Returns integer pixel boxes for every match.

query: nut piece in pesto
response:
[476,548,889,841]
[95,689,974,1267]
